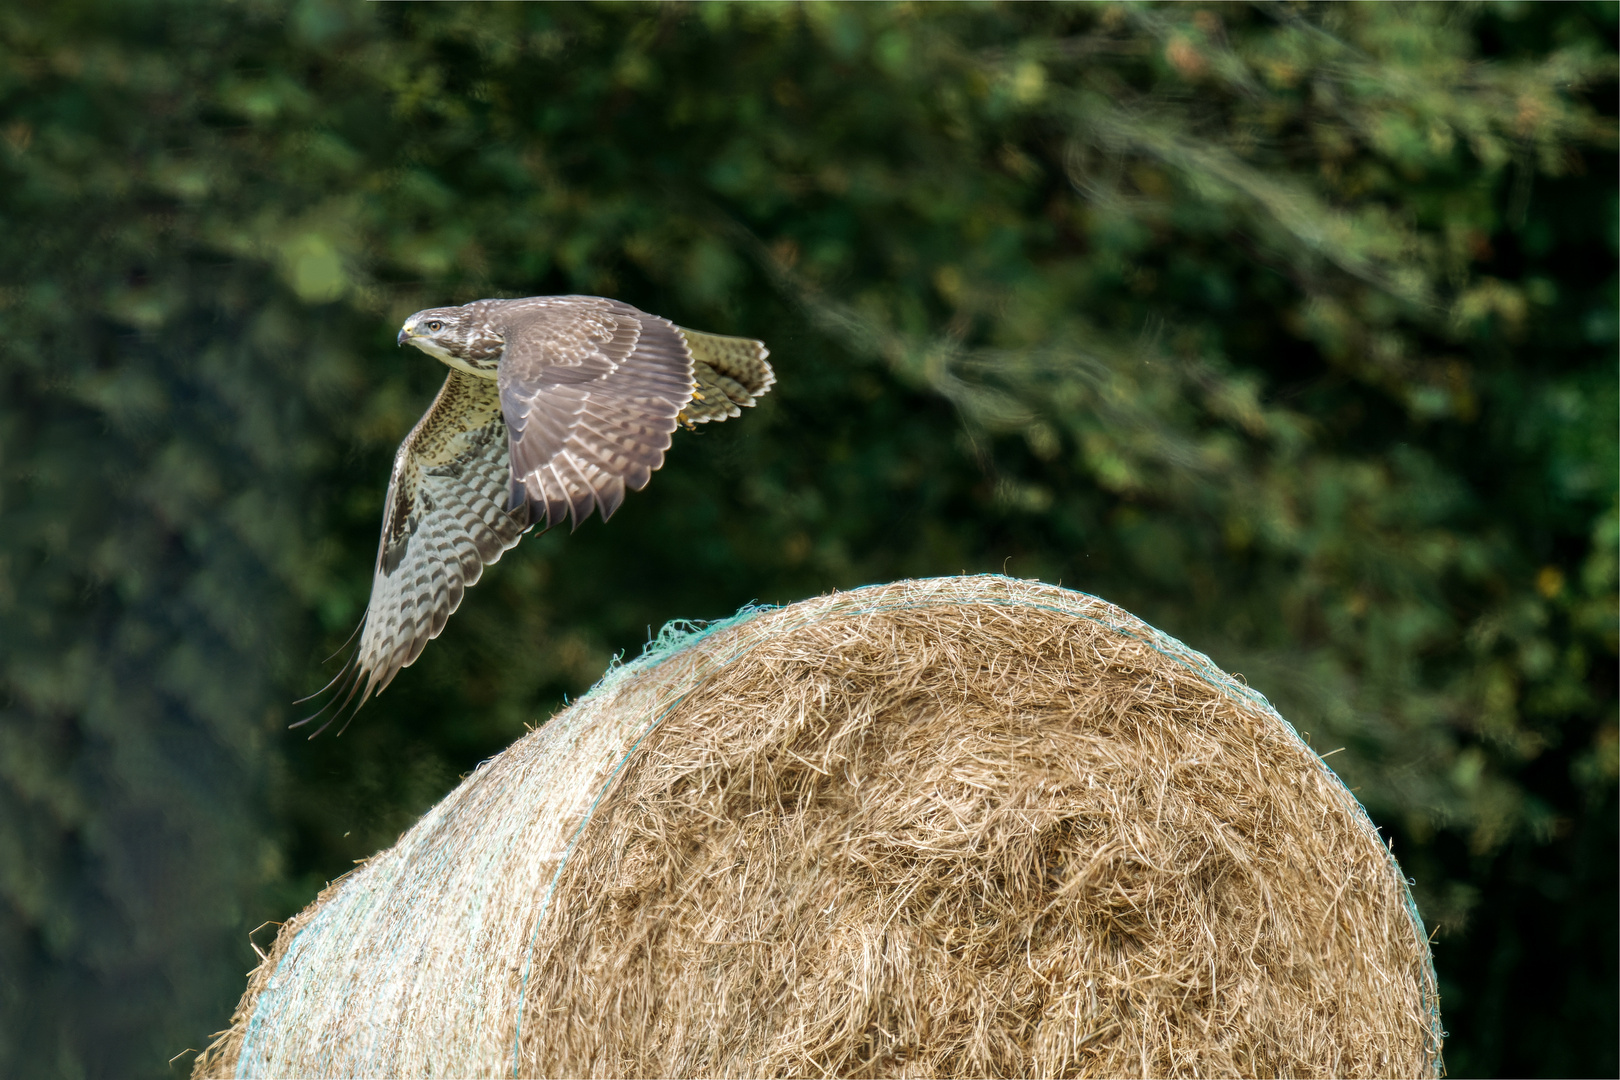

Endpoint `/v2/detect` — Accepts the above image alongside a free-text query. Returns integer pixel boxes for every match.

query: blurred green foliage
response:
[0,3,1614,1077]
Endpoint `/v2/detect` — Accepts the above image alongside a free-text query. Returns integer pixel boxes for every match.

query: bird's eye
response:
[425,320,444,332]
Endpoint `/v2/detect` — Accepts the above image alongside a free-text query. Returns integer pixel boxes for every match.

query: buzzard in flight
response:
[300,295,774,733]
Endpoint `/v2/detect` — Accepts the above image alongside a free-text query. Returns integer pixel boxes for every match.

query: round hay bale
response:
[196,575,1442,1078]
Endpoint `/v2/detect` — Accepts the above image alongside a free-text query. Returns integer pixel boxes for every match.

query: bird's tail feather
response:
[677,329,774,424]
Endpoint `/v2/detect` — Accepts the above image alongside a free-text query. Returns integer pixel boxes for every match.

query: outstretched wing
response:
[498,298,776,529]
[304,370,528,730]
[498,297,699,531]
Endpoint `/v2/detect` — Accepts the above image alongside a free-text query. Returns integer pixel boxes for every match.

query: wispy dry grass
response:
[197,576,1439,1079]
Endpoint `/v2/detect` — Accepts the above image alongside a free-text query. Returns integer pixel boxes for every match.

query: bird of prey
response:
[300,295,773,733]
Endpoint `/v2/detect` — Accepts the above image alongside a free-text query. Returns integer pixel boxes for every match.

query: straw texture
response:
[195,575,1441,1078]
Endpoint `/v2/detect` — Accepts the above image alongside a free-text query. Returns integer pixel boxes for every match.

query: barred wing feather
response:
[304,371,528,731]
[498,297,697,531]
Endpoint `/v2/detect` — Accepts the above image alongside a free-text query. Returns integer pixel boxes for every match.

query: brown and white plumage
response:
[300,295,773,732]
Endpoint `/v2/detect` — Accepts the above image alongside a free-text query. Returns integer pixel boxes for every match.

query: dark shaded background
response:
[1,3,1614,1077]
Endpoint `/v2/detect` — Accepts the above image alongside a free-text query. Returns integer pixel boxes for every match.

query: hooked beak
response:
[397,326,412,346]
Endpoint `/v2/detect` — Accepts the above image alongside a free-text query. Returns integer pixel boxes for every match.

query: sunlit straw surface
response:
[197,575,1440,1079]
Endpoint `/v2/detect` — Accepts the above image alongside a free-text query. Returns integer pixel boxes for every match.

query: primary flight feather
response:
[302,295,774,732]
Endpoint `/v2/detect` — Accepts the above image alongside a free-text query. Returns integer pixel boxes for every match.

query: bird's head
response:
[397,305,503,375]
